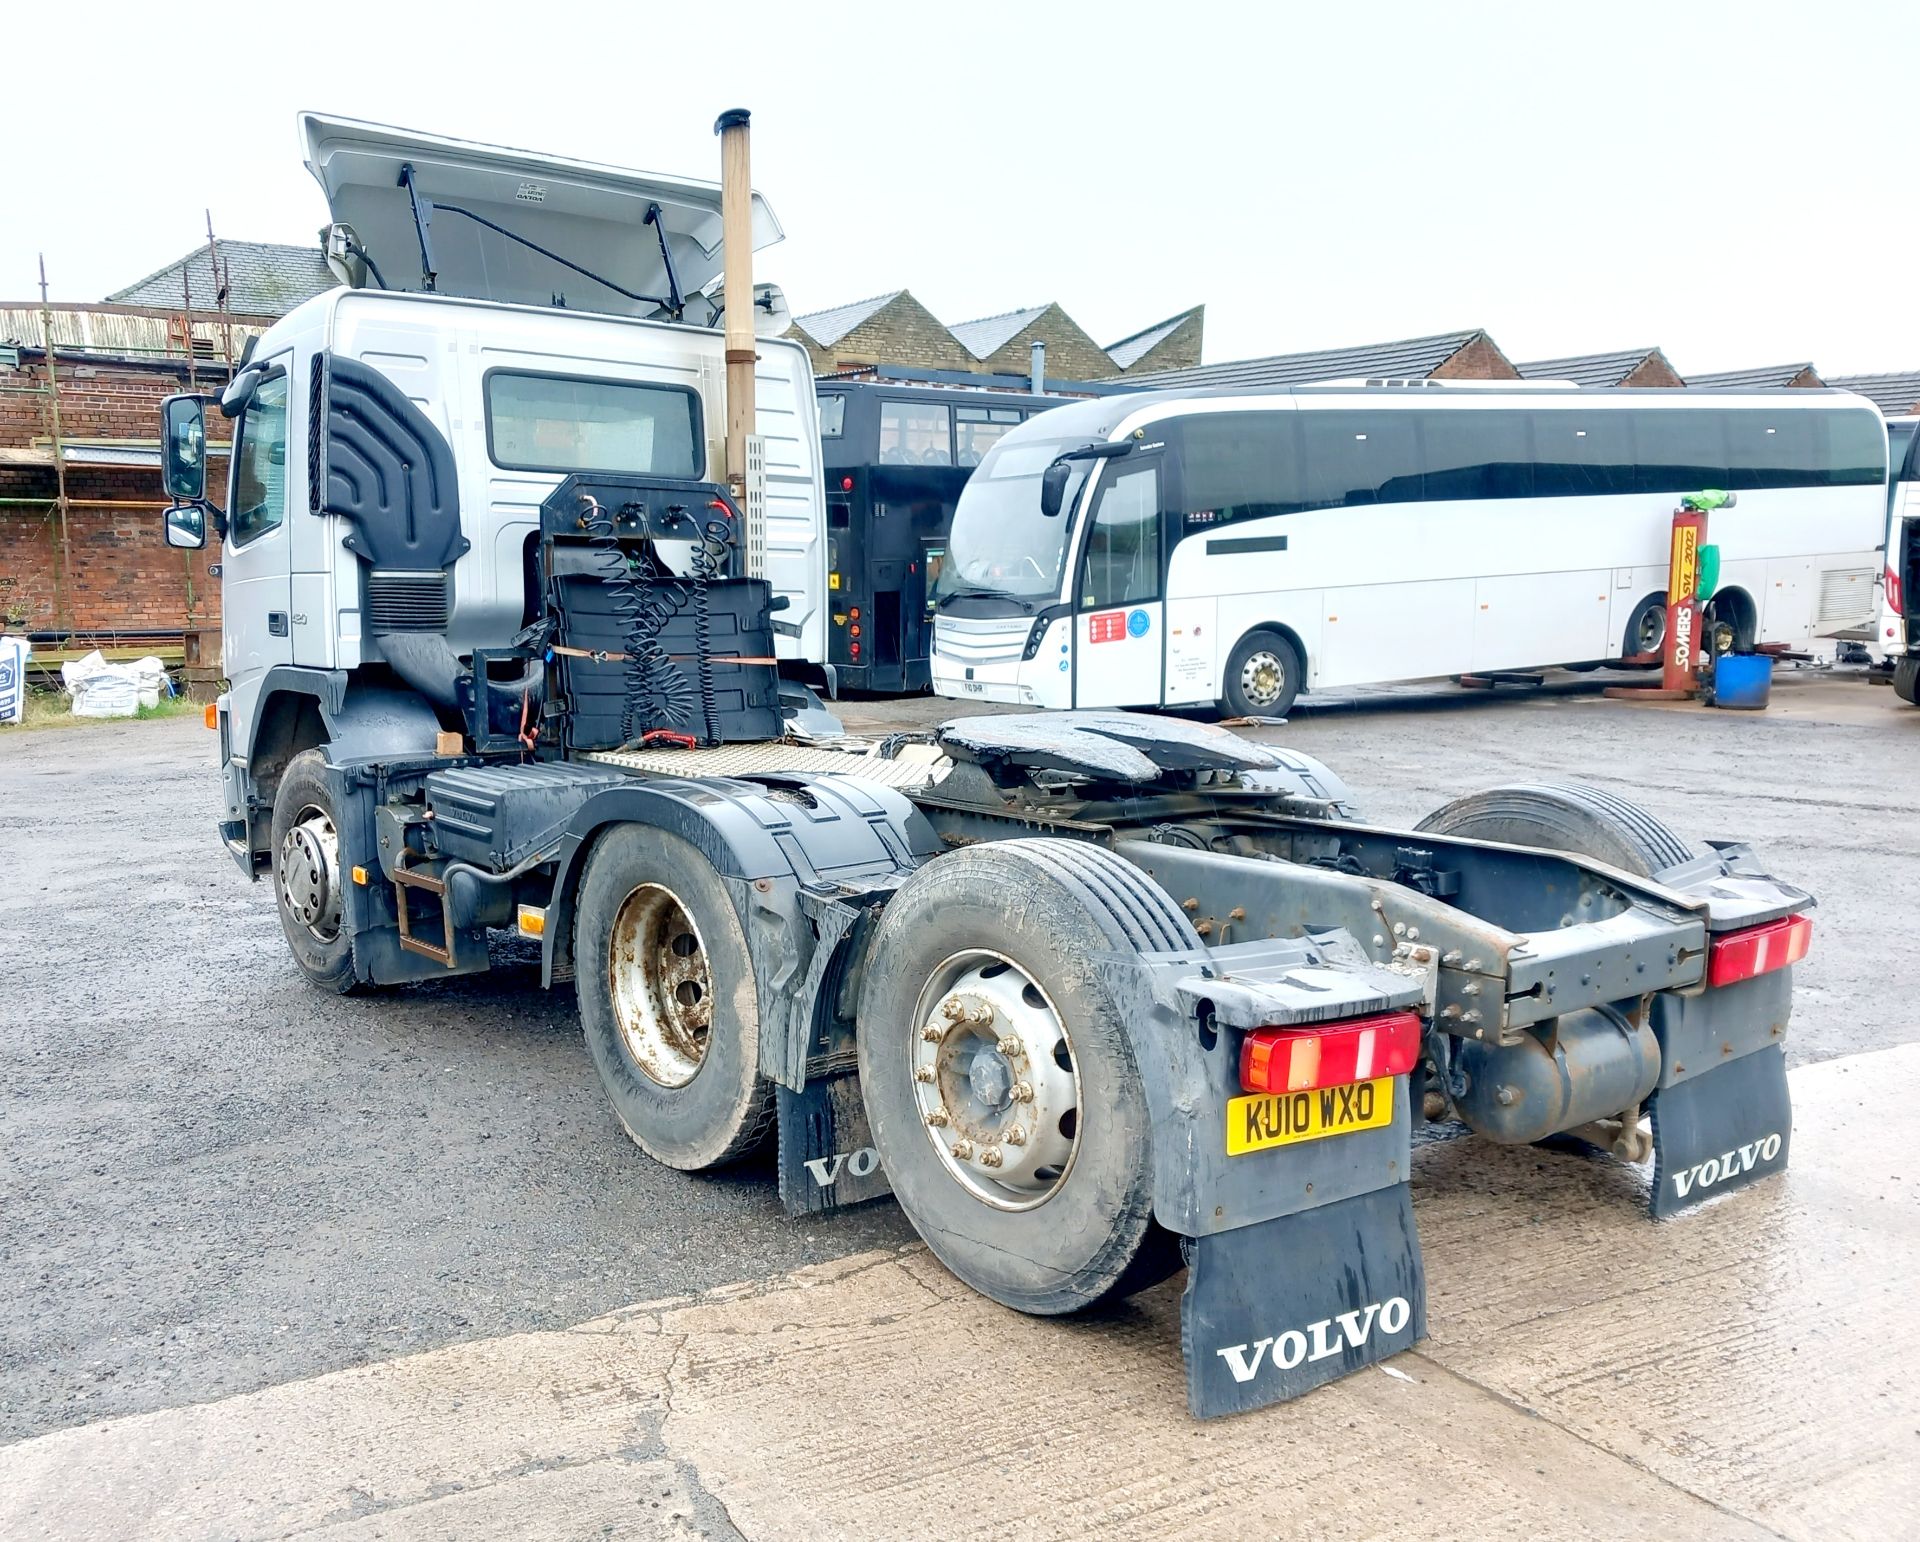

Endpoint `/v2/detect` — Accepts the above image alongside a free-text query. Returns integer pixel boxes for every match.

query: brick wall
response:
[788,293,977,375]
[1121,310,1205,374]
[975,305,1118,380]
[0,353,229,634]
[1430,333,1522,381]
[1620,354,1686,388]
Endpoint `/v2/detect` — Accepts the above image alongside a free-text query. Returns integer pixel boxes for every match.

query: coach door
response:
[1072,457,1165,708]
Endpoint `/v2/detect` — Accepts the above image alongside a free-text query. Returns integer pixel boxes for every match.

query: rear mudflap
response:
[1181,1184,1425,1418]
[1647,1044,1792,1218]
[776,1072,892,1215]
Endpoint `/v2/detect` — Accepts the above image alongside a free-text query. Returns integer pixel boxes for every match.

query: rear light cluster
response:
[1887,564,1904,616]
[1239,1010,1422,1096]
[1706,914,1811,988]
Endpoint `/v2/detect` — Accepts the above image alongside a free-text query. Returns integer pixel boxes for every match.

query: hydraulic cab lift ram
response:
[156,110,1815,1418]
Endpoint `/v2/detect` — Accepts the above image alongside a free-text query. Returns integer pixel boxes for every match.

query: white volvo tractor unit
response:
[161,112,1816,1418]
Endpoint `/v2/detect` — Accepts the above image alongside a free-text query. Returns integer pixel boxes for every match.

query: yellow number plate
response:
[1226,1077,1394,1156]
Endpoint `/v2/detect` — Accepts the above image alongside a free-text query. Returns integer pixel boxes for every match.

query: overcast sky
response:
[8,0,1915,376]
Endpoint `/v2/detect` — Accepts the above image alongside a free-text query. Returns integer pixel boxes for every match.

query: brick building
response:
[1127,327,1520,389]
[1687,363,1825,390]
[1517,347,1685,388]
[1827,370,1920,416]
[785,291,1203,380]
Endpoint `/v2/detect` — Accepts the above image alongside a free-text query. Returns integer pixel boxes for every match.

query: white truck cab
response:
[163,114,828,868]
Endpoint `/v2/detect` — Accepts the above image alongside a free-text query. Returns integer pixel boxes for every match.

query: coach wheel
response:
[1624,594,1667,659]
[857,839,1198,1315]
[1895,656,1920,705]
[576,825,774,1170]
[1221,629,1303,717]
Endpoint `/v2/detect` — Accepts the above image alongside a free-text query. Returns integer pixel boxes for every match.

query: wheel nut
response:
[925,1109,948,1127]
[1004,1126,1027,1146]
[951,1139,974,1160]
[979,1147,1003,1168]
[914,1067,935,1084]
[921,1025,943,1042]
[995,1036,1020,1057]
[1010,1081,1033,1103]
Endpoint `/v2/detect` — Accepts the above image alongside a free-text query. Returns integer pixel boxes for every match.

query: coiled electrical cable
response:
[687,513,735,746]
[573,495,694,741]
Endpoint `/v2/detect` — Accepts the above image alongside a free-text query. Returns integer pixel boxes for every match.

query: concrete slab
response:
[4,1050,1913,1542]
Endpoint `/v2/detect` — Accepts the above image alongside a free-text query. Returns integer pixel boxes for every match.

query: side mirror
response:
[1040,460,1072,518]
[163,501,209,550]
[162,394,208,501]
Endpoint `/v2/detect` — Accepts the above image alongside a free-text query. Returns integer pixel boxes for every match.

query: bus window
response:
[1723,411,1813,491]
[955,405,1024,467]
[1532,412,1636,498]
[1300,411,1422,508]
[1634,409,1728,495]
[1419,410,1533,501]
[817,393,847,437]
[1081,464,1162,608]
[1170,411,1304,528]
[879,400,953,466]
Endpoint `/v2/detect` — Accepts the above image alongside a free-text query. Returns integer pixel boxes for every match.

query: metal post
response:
[714,110,756,490]
[181,260,198,392]
[1030,340,1045,395]
[206,209,234,366]
[36,255,72,634]
[1661,506,1707,695]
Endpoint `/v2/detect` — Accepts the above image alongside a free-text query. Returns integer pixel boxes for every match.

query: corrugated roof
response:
[109,241,336,318]
[950,304,1050,361]
[791,291,904,347]
[1517,348,1664,387]
[1687,363,1820,390]
[1105,309,1195,370]
[1130,329,1490,389]
[1827,370,1920,415]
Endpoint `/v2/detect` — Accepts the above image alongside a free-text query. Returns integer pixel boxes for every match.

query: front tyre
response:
[857,839,1196,1315]
[575,825,774,1170]
[1220,629,1303,718]
[270,749,360,994]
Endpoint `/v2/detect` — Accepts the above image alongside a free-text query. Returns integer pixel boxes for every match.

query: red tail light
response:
[1240,1010,1422,1096]
[1706,914,1811,988]
[1887,565,1904,615]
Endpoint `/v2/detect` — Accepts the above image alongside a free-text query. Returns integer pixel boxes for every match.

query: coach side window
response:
[1419,410,1532,501]
[1531,412,1636,498]
[1171,412,1303,531]
[1299,411,1422,508]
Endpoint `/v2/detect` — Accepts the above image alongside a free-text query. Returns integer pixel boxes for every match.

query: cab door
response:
[219,361,295,744]
[1072,457,1165,708]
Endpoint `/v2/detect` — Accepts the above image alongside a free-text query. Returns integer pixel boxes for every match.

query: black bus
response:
[816,382,1060,692]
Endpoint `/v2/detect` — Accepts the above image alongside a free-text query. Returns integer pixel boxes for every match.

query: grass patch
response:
[9,688,199,731]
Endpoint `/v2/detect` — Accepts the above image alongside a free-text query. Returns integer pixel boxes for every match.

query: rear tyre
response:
[1220,629,1303,718]
[857,840,1197,1314]
[575,825,774,1169]
[1623,594,1667,659]
[1894,656,1919,705]
[270,749,361,994]
[1415,782,1694,878]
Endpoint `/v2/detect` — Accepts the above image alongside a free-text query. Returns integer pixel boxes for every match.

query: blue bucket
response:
[1710,652,1772,710]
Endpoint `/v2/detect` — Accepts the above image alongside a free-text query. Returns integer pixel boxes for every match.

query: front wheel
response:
[857,840,1195,1314]
[270,749,361,994]
[1219,629,1303,717]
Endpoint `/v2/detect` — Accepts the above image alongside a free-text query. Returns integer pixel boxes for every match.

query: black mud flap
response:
[1648,1044,1792,1219]
[1180,1184,1425,1418]
[776,1074,893,1216]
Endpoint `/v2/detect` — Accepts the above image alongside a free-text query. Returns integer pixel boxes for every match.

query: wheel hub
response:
[608,883,712,1089]
[913,954,1080,1210]
[1241,650,1284,708]
[278,808,341,942]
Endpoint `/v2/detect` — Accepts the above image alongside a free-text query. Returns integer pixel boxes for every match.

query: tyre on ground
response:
[270,748,361,994]
[1622,594,1667,659]
[856,838,1196,1315]
[1219,629,1303,718]
[575,824,774,1170]
[1894,656,1919,705]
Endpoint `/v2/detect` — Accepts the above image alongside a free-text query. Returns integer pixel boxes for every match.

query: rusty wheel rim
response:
[608,883,712,1089]
[910,950,1082,1212]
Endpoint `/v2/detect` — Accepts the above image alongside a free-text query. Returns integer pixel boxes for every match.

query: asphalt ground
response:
[2,663,1914,1463]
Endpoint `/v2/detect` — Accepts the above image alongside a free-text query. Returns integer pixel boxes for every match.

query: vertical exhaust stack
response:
[1030,339,1046,396]
[714,109,756,499]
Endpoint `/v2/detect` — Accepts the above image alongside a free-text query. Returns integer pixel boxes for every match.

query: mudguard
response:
[1648,1044,1792,1218]
[1182,1185,1425,1417]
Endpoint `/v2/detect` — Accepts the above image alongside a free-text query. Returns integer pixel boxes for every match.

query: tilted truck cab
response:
[160,113,1817,1418]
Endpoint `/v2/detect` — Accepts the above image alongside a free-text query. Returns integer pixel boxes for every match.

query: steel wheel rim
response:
[1239,649,1287,708]
[608,883,712,1089]
[910,949,1081,1212]
[1634,605,1667,654]
[278,804,342,943]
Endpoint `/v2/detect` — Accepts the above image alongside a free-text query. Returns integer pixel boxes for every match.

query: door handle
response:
[268,612,289,637]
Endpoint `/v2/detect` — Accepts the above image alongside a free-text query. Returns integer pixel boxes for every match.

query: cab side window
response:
[228,370,290,547]
[1080,464,1161,609]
